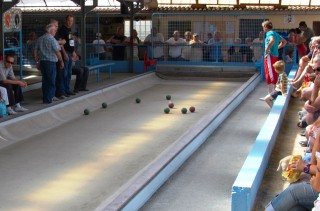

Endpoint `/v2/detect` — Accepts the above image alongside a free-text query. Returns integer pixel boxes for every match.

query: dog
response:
[277,155,302,183]
[277,155,291,172]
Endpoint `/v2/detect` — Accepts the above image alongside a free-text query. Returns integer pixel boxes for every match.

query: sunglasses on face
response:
[6,60,14,64]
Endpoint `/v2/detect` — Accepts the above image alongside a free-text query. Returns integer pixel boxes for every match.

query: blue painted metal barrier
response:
[231,67,297,211]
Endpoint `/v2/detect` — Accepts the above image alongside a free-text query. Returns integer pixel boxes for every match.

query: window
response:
[124,20,152,42]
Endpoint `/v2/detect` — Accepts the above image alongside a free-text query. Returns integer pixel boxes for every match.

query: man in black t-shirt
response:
[56,15,76,96]
[110,26,127,60]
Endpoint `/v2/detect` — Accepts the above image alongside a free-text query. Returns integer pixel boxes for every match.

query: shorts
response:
[270,90,282,100]
[264,55,278,85]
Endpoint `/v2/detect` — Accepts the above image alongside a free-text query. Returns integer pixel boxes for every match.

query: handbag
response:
[0,99,8,117]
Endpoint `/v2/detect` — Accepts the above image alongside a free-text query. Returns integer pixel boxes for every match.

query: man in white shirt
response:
[0,54,28,114]
[181,31,192,61]
[166,30,186,61]
[92,33,107,60]
[144,27,164,60]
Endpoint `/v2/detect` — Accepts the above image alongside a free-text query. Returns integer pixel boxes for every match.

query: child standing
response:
[262,60,288,108]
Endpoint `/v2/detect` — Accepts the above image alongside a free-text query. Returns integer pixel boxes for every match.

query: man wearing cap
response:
[190,33,204,62]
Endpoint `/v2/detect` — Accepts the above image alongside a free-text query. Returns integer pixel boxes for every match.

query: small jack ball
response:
[84,109,90,115]
[181,108,188,114]
[168,102,174,108]
[102,102,107,108]
[136,98,141,103]
[189,106,195,113]
[166,95,171,100]
[164,107,170,114]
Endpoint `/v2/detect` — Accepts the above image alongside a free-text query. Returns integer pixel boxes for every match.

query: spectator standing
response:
[124,29,140,61]
[56,15,76,96]
[208,31,224,62]
[144,27,164,60]
[110,26,127,60]
[181,31,192,61]
[228,38,243,62]
[34,23,64,104]
[242,37,254,63]
[251,31,264,62]
[92,32,107,60]
[295,27,308,60]
[73,32,81,59]
[299,21,315,53]
[166,30,185,61]
[262,20,287,94]
[0,54,28,114]
[26,32,37,62]
[50,19,67,99]
[189,33,204,62]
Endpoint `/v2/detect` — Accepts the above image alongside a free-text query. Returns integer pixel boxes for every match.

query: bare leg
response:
[264,95,273,108]
[292,58,308,82]
[291,65,313,89]
[301,86,313,102]
[268,84,275,94]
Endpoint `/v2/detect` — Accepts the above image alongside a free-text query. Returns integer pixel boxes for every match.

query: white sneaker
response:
[14,106,28,112]
[259,97,265,101]
[7,107,17,115]
[52,97,59,101]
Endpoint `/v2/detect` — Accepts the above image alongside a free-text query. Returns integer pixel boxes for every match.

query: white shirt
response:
[92,39,106,54]
[166,37,185,58]
[144,33,164,58]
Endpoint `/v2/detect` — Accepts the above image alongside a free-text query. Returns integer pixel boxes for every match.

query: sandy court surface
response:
[0,78,243,211]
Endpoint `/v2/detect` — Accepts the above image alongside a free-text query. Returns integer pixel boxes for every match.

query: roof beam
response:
[1,0,19,13]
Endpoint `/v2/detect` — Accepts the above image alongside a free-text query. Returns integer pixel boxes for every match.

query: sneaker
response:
[52,97,60,101]
[59,95,68,100]
[259,97,265,101]
[79,88,89,91]
[14,106,28,112]
[67,91,76,95]
[7,107,17,115]
[299,140,308,147]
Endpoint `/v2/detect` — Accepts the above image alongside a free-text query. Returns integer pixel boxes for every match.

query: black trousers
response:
[0,82,24,106]
[72,66,89,91]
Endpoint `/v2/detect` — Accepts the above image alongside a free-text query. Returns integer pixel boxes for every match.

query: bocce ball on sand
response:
[189,106,195,113]
[166,95,171,100]
[168,102,174,108]
[84,108,90,115]
[181,108,188,114]
[102,102,107,108]
[164,107,170,114]
[136,98,141,103]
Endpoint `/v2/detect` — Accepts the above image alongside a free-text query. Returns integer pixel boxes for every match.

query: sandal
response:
[297,121,308,128]
[300,130,306,136]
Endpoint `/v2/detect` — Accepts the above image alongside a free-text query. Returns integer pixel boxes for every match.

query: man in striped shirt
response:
[34,23,64,104]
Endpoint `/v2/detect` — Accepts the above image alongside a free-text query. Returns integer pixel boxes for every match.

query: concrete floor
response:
[141,82,271,211]
[0,71,305,211]
[0,74,244,211]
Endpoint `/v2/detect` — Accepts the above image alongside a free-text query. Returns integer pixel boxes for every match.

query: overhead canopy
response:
[12,0,320,9]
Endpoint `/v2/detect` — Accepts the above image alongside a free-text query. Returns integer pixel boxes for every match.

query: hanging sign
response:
[3,8,22,32]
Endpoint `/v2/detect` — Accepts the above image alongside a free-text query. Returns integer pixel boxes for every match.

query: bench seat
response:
[87,63,115,82]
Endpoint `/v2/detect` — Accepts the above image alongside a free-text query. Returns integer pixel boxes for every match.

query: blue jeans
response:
[40,60,56,103]
[61,52,73,94]
[266,182,318,211]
